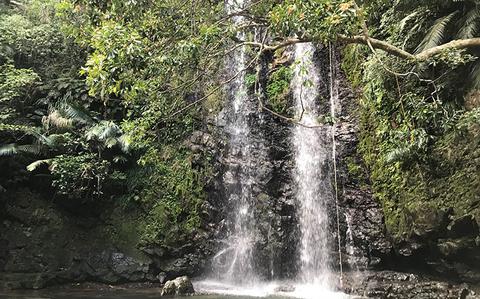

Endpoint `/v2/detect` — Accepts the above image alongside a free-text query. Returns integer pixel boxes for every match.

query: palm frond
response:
[99,121,121,140]
[0,143,45,156]
[416,11,458,53]
[85,123,104,141]
[113,155,128,163]
[86,121,121,141]
[105,137,118,148]
[118,135,131,153]
[16,144,45,155]
[456,5,480,39]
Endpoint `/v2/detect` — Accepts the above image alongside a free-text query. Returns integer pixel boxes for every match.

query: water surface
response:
[0,289,268,299]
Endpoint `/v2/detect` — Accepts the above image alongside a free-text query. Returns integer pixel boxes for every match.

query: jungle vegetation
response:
[1,0,479,244]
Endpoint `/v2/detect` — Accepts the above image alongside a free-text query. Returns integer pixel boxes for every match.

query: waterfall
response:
[292,43,334,288]
[210,0,259,284]
[329,44,344,286]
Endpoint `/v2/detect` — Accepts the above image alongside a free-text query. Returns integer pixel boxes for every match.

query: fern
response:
[385,146,414,164]
[0,144,18,156]
[0,143,44,156]
[56,102,94,125]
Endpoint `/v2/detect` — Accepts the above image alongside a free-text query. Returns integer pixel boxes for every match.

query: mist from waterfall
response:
[292,43,334,288]
[210,0,258,284]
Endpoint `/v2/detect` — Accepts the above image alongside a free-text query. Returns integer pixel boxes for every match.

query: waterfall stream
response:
[292,43,334,288]
[210,0,258,285]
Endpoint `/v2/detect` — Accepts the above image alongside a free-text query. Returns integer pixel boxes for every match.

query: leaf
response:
[57,102,95,125]
[385,146,413,164]
[43,110,73,128]
[0,143,44,156]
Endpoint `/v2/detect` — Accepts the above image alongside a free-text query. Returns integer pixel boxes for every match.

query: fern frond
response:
[0,144,19,156]
[57,102,94,125]
[43,110,73,129]
[385,146,413,164]
[416,11,458,53]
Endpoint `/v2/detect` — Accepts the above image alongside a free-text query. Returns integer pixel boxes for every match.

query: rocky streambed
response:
[2,271,479,299]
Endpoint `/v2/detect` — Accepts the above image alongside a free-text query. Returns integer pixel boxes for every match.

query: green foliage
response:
[129,146,209,247]
[49,153,111,199]
[347,0,480,241]
[50,0,222,245]
[266,66,293,115]
[0,65,40,102]
[269,0,360,42]
[341,44,368,88]
[0,0,131,202]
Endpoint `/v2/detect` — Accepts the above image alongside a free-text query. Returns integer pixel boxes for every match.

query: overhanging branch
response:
[244,35,480,62]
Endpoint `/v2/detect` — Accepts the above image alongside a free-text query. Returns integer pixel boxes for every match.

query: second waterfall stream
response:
[292,43,335,289]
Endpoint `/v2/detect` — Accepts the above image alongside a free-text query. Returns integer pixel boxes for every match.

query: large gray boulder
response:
[161,276,195,296]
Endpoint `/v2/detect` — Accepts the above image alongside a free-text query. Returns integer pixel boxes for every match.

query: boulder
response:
[161,276,195,296]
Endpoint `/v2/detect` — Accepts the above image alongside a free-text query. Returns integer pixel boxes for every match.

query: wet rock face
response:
[0,189,157,289]
[321,46,393,270]
[342,271,476,299]
[201,45,395,280]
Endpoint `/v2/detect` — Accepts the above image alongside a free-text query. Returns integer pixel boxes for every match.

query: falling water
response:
[292,43,334,288]
[344,212,359,272]
[210,0,258,284]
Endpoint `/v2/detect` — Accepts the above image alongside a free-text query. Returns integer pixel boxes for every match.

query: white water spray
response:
[210,0,258,284]
[292,43,334,288]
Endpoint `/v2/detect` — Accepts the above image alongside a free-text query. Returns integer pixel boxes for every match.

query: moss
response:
[266,65,293,116]
[341,41,475,241]
[352,52,480,242]
[203,86,225,115]
[134,145,211,247]
[341,44,367,89]
[103,207,147,260]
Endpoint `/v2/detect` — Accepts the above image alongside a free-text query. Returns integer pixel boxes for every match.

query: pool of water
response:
[1,289,253,299]
[0,289,286,299]
[0,281,350,299]
[194,280,349,299]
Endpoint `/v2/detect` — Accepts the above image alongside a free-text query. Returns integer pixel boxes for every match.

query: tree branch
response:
[415,38,480,61]
[338,35,415,60]
[243,35,480,62]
